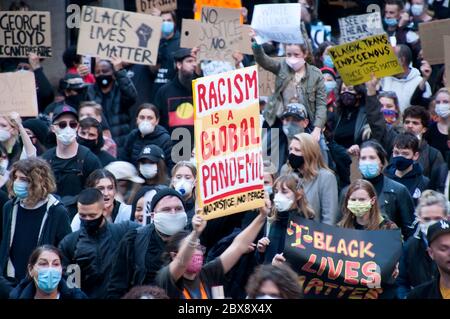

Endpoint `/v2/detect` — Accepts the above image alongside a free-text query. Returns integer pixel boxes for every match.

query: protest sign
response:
[0,11,51,58]
[328,34,403,86]
[419,18,450,65]
[310,23,331,50]
[193,66,264,220]
[257,58,282,97]
[0,71,38,117]
[251,3,303,45]
[77,6,162,65]
[338,12,384,44]
[284,215,402,299]
[135,0,177,13]
[194,0,242,20]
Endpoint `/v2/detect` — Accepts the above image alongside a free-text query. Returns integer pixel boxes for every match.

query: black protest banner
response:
[136,0,177,14]
[284,215,402,299]
[338,12,384,44]
[0,11,52,58]
[77,6,162,66]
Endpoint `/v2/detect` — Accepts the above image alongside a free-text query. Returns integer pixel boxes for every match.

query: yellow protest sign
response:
[328,34,403,86]
[194,0,242,21]
[193,65,264,220]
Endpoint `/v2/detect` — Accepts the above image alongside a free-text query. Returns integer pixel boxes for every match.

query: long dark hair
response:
[86,168,117,189]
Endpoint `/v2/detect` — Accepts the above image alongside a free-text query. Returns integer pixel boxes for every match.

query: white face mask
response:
[420,220,438,237]
[138,121,155,136]
[435,103,450,118]
[140,163,158,179]
[174,178,194,197]
[0,159,8,176]
[411,4,424,16]
[0,129,11,142]
[273,193,294,212]
[56,127,77,146]
[153,211,187,235]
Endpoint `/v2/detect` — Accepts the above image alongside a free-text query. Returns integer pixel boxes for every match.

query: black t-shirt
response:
[425,122,448,158]
[10,202,47,280]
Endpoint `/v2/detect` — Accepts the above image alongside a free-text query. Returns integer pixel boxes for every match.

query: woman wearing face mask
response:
[0,113,37,167]
[338,179,398,230]
[136,144,169,187]
[314,41,335,70]
[282,133,338,225]
[250,29,327,143]
[320,67,338,113]
[170,161,196,223]
[0,158,71,288]
[156,203,269,299]
[9,245,86,299]
[341,140,415,239]
[425,88,449,158]
[70,169,133,231]
[121,104,173,170]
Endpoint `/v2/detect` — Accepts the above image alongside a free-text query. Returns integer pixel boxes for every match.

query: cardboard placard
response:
[251,3,303,45]
[419,18,450,65]
[193,66,264,220]
[77,6,162,65]
[310,23,332,50]
[0,11,52,58]
[194,0,242,20]
[0,71,38,117]
[135,0,177,13]
[445,36,450,90]
[257,58,283,97]
[284,216,402,299]
[338,12,384,44]
[328,34,403,86]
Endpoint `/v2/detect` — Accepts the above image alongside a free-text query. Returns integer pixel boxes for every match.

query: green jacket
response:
[253,44,327,128]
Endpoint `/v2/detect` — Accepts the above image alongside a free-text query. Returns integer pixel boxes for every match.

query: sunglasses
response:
[54,121,78,129]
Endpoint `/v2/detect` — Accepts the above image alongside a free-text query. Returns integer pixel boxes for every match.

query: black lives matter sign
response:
[77,6,162,65]
[0,11,52,58]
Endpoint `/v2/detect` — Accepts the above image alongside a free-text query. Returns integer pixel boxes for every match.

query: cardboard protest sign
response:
[257,58,282,97]
[419,18,450,65]
[338,12,384,44]
[251,3,303,45]
[193,66,264,220]
[135,0,177,13]
[284,215,402,299]
[194,0,242,20]
[328,34,403,86]
[0,11,51,58]
[0,71,38,117]
[310,23,331,50]
[77,6,162,65]
[445,36,450,90]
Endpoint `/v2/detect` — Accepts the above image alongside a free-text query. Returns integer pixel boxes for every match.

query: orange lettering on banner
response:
[343,261,360,285]
[360,262,381,287]
[301,254,318,274]
[327,257,343,280]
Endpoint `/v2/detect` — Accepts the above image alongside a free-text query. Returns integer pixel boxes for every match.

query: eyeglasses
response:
[54,121,78,129]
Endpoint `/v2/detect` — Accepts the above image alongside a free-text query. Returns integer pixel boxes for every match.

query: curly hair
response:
[246,264,303,299]
[7,158,56,206]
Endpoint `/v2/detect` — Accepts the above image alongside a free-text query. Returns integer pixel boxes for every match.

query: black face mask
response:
[341,92,357,107]
[81,215,104,235]
[391,156,414,171]
[288,153,305,170]
[95,75,113,88]
[77,136,100,152]
[65,94,85,109]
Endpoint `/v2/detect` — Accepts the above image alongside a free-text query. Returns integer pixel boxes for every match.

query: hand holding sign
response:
[257,237,270,253]
[9,112,22,127]
[192,214,207,235]
[28,53,41,71]
[111,56,124,72]
[365,73,379,96]
[420,60,432,81]
[77,64,90,77]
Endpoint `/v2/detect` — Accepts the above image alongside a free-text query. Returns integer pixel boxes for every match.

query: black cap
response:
[52,104,78,123]
[281,102,308,121]
[174,48,193,62]
[427,220,450,245]
[137,144,165,163]
[59,73,87,91]
[150,186,186,212]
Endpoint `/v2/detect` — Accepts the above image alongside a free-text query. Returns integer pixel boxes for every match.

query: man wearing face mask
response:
[384,133,430,204]
[398,190,448,299]
[59,188,139,299]
[77,117,115,167]
[383,0,409,46]
[87,57,138,155]
[42,105,102,219]
[107,187,188,299]
[58,74,89,110]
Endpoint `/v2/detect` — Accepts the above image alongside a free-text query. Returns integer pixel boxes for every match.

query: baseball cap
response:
[427,220,450,245]
[281,103,308,121]
[137,144,165,163]
[174,48,193,62]
[52,104,78,123]
[105,161,144,184]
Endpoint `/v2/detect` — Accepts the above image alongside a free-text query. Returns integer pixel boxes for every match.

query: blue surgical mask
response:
[34,267,62,293]
[264,185,273,196]
[161,21,174,38]
[323,55,334,68]
[359,161,379,179]
[13,180,29,199]
[324,81,337,93]
[384,18,398,27]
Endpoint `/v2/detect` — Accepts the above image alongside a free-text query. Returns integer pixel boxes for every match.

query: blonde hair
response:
[79,101,103,116]
[0,115,19,137]
[291,133,330,181]
[415,190,449,217]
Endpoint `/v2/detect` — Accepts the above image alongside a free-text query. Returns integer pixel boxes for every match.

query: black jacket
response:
[94,149,116,167]
[407,274,444,299]
[0,195,71,280]
[87,69,138,152]
[34,67,54,112]
[365,95,444,178]
[397,232,438,299]
[9,277,87,299]
[120,125,173,169]
[334,105,367,147]
[58,221,139,299]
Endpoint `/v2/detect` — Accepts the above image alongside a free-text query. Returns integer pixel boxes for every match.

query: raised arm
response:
[250,29,281,75]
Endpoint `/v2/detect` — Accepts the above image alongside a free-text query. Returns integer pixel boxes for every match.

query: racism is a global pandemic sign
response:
[193,66,265,220]
[284,216,402,299]
[77,6,162,65]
